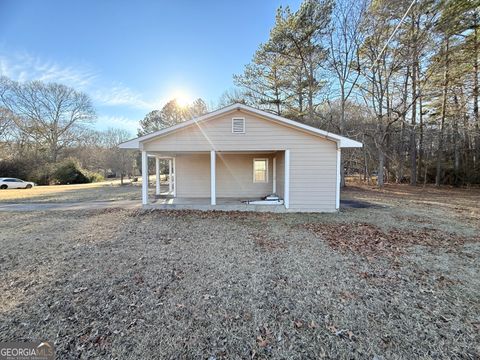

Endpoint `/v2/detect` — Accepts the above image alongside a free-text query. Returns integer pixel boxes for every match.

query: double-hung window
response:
[253,158,268,183]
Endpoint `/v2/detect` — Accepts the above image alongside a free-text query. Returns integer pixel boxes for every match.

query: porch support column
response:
[210,150,216,205]
[141,150,148,205]
[155,157,161,196]
[172,157,177,197]
[336,147,341,210]
[284,150,290,209]
[273,157,277,194]
[168,159,173,193]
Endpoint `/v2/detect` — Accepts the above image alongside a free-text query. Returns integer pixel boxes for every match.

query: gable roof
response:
[119,103,362,149]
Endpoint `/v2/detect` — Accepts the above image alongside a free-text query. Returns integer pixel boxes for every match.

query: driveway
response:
[0,199,141,211]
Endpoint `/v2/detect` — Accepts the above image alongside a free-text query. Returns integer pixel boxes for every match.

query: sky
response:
[0,0,302,135]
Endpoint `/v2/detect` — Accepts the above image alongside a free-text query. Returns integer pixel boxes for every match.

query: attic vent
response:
[232,118,245,134]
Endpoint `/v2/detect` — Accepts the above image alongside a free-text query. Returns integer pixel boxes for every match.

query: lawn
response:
[0,178,169,203]
[0,185,478,359]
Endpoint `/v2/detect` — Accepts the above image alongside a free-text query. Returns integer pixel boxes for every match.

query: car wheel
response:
[0,185,7,189]
[26,184,32,189]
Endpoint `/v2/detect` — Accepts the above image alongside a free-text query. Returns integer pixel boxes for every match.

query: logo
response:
[0,342,54,360]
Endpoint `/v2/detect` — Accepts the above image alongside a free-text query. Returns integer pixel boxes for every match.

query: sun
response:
[172,90,191,107]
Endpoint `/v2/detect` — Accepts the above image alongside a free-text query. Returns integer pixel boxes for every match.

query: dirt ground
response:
[0,184,479,359]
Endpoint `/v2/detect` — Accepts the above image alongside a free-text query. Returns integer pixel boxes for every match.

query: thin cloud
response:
[0,51,97,89]
[0,50,156,111]
[93,84,157,110]
[96,115,139,134]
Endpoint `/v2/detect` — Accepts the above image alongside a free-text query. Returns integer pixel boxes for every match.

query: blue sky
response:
[0,0,302,135]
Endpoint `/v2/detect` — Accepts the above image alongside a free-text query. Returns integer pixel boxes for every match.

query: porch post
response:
[210,150,216,205]
[273,157,277,194]
[336,147,341,210]
[141,150,148,205]
[172,157,177,197]
[284,150,290,209]
[168,159,173,193]
[155,157,161,196]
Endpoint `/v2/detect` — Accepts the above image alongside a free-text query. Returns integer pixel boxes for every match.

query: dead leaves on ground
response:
[252,320,354,358]
[129,209,279,221]
[326,324,355,340]
[301,222,478,258]
[252,233,286,251]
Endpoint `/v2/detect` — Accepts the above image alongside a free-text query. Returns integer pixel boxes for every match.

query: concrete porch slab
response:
[147,196,287,212]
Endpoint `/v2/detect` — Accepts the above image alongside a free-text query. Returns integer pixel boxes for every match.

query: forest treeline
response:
[1,0,479,187]
[223,0,480,186]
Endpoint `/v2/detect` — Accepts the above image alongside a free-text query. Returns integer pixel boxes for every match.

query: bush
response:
[29,163,55,185]
[1,157,105,185]
[0,159,29,180]
[53,159,90,184]
[86,171,104,183]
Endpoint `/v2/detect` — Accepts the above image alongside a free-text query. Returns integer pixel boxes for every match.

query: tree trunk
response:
[436,38,450,187]
[463,110,471,183]
[418,92,424,182]
[378,148,385,187]
[308,63,314,121]
[51,145,58,163]
[398,122,405,183]
[398,67,410,183]
[473,15,479,172]
[340,87,346,187]
[297,72,304,119]
[453,112,460,186]
[410,17,418,186]
[363,145,368,183]
[274,79,281,116]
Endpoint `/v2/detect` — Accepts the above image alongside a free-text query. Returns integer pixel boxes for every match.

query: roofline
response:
[119,103,362,149]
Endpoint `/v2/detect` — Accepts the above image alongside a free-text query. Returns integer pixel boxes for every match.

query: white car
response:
[0,178,35,189]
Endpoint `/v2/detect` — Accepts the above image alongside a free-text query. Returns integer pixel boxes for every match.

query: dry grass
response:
[0,179,162,203]
[0,185,479,358]
[343,183,480,230]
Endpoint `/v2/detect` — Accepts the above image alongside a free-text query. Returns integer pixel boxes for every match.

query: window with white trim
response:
[232,118,245,133]
[253,158,268,183]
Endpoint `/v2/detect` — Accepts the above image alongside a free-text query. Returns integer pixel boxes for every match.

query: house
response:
[119,103,362,212]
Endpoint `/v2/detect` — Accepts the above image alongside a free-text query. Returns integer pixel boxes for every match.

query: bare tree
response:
[101,128,136,185]
[327,0,367,186]
[0,107,14,139]
[0,78,15,139]
[0,77,96,162]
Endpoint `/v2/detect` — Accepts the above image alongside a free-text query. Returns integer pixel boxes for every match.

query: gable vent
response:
[232,118,245,133]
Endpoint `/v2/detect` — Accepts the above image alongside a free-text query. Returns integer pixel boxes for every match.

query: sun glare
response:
[172,90,191,107]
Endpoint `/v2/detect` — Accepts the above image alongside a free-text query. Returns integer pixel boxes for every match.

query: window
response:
[253,158,268,183]
[232,118,245,133]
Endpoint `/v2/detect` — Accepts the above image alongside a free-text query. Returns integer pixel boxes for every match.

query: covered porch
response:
[140,149,291,210]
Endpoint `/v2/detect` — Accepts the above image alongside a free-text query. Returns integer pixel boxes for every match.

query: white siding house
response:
[120,103,362,212]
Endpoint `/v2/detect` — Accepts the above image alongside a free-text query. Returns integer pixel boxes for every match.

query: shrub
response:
[53,159,90,184]
[0,159,29,180]
[29,163,55,185]
[87,171,104,183]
